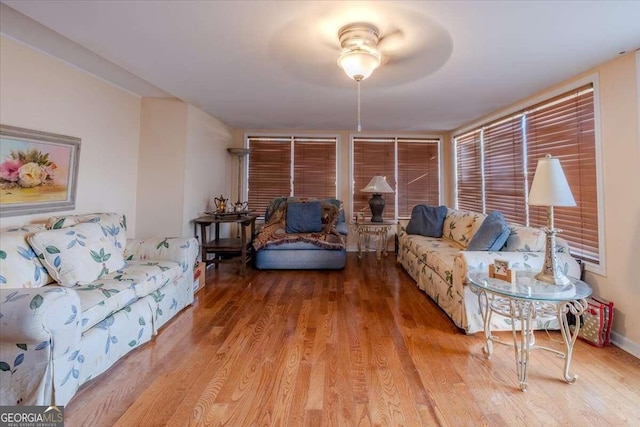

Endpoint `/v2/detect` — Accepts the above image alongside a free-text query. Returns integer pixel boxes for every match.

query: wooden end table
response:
[193,213,257,275]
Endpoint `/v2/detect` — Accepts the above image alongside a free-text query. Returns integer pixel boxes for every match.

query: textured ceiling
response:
[2,1,640,132]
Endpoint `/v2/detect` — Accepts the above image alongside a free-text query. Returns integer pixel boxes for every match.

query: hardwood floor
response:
[65,253,640,426]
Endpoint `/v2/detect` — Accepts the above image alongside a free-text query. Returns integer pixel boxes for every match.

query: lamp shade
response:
[528,154,576,207]
[337,49,380,81]
[361,175,394,194]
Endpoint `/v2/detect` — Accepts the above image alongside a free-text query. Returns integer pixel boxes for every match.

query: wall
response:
[0,36,141,235]
[137,99,234,239]
[136,98,189,238]
[183,104,233,237]
[450,52,640,356]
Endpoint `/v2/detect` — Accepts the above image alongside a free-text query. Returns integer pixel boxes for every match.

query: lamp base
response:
[369,193,385,223]
[536,224,571,286]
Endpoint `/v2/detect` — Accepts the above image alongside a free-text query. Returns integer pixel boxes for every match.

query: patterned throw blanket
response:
[252,198,346,251]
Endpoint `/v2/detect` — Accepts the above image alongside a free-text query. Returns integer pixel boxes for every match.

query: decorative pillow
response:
[466,211,510,251]
[406,205,448,237]
[285,201,323,233]
[46,212,127,252]
[0,224,53,288]
[442,209,485,247]
[504,224,546,252]
[27,222,125,287]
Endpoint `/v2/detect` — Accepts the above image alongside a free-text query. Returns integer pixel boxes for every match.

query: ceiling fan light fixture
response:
[336,22,383,132]
[337,48,381,81]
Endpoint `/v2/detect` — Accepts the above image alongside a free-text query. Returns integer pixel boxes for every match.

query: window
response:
[352,136,441,220]
[483,116,526,225]
[247,135,337,216]
[455,131,483,213]
[454,84,600,265]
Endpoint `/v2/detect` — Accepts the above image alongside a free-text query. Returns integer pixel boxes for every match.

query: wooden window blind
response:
[293,137,336,199]
[455,131,483,213]
[397,138,440,218]
[248,135,338,217]
[526,85,598,263]
[483,116,527,224]
[353,137,395,220]
[247,136,291,216]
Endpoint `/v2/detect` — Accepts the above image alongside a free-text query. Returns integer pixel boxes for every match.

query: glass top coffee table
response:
[467,271,592,391]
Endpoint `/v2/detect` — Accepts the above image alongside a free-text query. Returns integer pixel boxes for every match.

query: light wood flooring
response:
[65,253,640,426]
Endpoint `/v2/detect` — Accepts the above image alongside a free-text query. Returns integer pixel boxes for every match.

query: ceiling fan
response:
[335,22,404,131]
[336,22,404,82]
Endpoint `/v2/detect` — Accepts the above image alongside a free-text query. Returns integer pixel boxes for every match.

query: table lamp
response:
[361,174,394,223]
[528,154,576,285]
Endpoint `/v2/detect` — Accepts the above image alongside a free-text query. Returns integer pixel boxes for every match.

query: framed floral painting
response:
[0,125,80,217]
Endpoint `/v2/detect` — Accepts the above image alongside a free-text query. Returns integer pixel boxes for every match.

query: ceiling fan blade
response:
[377,28,405,53]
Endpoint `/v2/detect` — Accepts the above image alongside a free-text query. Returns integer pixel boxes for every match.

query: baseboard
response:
[611,331,640,359]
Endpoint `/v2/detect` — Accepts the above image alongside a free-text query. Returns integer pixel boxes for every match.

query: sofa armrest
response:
[0,286,81,359]
[124,237,199,271]
[455,250,581,282]
[335,222,349,236]
[397,220,409,236]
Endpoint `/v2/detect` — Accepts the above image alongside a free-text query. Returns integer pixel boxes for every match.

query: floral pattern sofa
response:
[397,208,581,334]
[0,213,198,406]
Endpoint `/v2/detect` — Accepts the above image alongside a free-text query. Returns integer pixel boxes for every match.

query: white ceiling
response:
[2,1,639,132]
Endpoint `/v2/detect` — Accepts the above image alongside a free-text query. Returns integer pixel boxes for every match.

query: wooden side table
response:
[352,221,395,261]
[193,213,257,275]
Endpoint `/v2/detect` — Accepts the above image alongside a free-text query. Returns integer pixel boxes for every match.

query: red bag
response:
[577,296,614,347]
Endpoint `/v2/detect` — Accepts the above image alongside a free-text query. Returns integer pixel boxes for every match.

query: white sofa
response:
[397,208,581,334]
[0,213,198,406]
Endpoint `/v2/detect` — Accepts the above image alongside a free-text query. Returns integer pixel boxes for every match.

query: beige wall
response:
[0,36,141,235]
[137,99,234,238]
[450,52,640,355]
[184,104,233,237]
[136,98,189,238]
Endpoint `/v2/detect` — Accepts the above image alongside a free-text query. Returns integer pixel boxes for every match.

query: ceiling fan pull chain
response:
[357,80,362,132]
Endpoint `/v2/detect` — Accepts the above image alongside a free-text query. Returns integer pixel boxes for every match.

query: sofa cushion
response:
[406,205,448,237]
[28,222,126,287]
[467,211,510,251]
[399,233,462,268]
[0,224,52,288]
[74,279,138,332]
[286,201,323,233]
[104,260,183,299]
[504,224,546,252]
[46,212,127,253]
[442,209,487,248]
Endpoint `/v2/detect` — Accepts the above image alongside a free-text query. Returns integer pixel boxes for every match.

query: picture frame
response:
[0,125,80,217]
[356,211,365,223]
[489,258,515,283]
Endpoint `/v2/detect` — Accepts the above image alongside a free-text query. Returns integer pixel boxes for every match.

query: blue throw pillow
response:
[285,201,323,233]
[406,205,448,237]
[467,211,510,251]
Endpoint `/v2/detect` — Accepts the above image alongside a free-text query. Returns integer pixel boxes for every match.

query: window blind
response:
[247,136,291,216]
[455,131,483,213]
[293,137,336,199]
[247,135,338,217]
[483,116,526,224]
[397,138,440,218]
[353,138,395,220]
[527,85,598,263]
[454,84,599,264]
